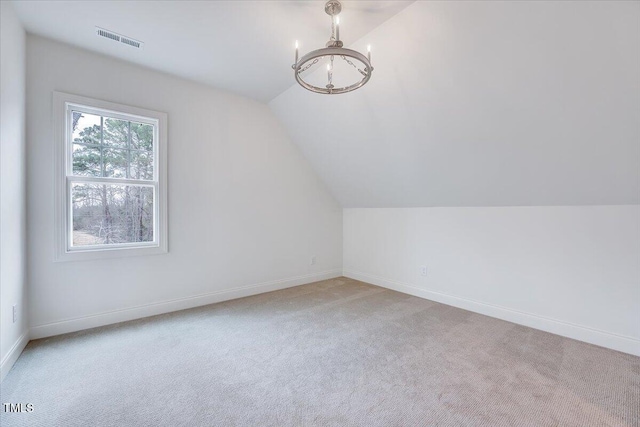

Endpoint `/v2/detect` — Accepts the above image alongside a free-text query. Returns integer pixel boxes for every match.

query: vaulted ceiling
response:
[270,1,640,207]
[12,0,640,208]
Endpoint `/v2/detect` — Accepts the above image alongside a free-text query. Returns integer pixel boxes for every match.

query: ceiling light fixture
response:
[292,0,373,94]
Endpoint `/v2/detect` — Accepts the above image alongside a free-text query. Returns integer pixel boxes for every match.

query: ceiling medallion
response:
[292,0,373,95]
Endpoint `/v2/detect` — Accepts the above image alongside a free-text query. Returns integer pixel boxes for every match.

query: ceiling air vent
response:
[95,27,144,49]
[120,37,141,49]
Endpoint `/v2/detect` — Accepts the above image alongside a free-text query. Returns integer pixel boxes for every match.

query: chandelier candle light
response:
[293,0,373,94]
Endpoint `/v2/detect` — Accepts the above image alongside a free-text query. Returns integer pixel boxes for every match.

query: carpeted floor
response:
[1,277,638,426]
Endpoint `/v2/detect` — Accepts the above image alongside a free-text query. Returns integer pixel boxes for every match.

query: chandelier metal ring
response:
[293,48,373,95]
[292,0,373,95]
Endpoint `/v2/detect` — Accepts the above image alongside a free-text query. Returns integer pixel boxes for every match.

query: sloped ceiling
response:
[270,1,640,207]
[11,1,640,208]
[11,0,413,103]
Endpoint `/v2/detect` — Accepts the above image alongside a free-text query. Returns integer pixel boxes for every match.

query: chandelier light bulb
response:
[327,62,333,87]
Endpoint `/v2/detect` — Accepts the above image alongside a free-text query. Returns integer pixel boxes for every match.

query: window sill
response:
[55,244,168,262]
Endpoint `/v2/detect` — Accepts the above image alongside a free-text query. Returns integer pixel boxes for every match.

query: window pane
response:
[131,122,153,151]
[130,150,153,180]
[103,147,128,178]
[103,117,129,148]
[72,144,102,177]
[72,111,101,145]
[72,183,154,246]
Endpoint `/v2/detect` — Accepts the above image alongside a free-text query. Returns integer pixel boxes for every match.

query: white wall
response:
[26,36,342,338]
[344,206,640,355]
[1,0,29,380]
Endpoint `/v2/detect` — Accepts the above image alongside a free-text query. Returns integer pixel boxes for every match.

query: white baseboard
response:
[30,269,342,340]
[344,269,640,357]
[1,331,30,382]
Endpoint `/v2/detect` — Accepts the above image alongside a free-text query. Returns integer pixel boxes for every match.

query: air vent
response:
[120,37,141,48]
[95,27,144,49]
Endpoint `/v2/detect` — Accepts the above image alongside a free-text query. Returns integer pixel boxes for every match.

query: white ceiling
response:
[270,1,640,207]
[12,0,413,102]
[12,0,640,207]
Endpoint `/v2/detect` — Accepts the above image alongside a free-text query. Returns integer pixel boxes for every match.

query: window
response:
[54,92,167,261]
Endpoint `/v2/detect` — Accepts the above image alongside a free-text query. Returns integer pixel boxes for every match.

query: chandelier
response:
[292,0,373,94]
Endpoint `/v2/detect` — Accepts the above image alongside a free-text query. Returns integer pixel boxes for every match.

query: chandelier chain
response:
[340,55,368,77]
[330,18,336,41]
[298,58,319,74]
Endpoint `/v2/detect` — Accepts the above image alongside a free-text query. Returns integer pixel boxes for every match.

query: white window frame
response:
[53,91,168,261]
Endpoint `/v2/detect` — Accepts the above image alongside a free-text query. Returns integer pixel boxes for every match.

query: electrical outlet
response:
[12,304,17,323]
[421,266,428,276]
[310,256,317,266]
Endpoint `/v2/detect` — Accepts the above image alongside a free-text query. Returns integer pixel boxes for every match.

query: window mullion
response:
[67,107,72,176]
[100,116,105,177]
[67,176,73,251]
[68,176,155,186]
[127,121,131,179]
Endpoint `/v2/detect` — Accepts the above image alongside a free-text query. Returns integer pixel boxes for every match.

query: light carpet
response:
[1,277,638,426]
